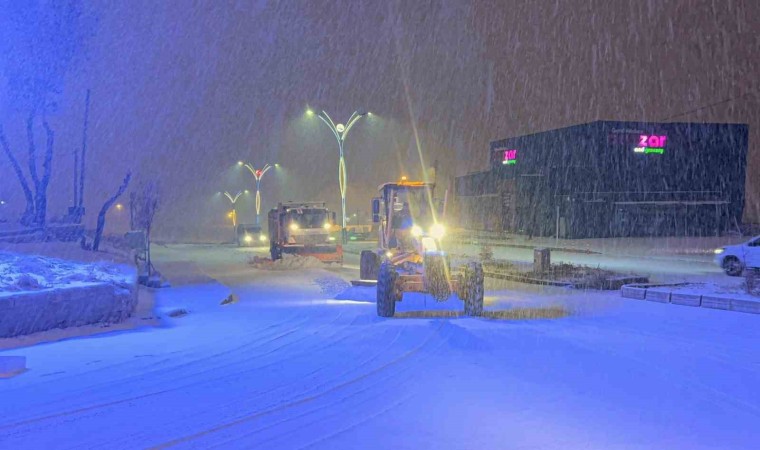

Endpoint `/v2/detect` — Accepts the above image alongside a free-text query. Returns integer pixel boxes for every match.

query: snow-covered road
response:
[1,244,759,449]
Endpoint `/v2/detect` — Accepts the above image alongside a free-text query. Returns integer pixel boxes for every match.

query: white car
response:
[714,235,760,276]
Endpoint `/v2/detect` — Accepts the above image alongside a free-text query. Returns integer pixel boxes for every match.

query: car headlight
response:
[323,222,331,230]
[289,223,299,231]
[411,225,423,237]
[328,236,336,241]
[429,223,445,239]
[714,248,724,255]
[259,234,267,242]
[243,235,253,243]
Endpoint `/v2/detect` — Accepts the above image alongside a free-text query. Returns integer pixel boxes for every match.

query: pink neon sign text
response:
[502,149,517,165]
[638,135,667,147]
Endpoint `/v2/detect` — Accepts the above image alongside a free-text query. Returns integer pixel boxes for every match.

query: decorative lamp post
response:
[309,108,367,243]
[243,163,274,225]
[223,191,243,239]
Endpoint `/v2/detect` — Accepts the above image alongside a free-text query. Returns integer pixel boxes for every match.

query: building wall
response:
[458,121,748,238]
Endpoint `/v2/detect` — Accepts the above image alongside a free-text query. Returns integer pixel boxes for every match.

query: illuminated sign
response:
[501,149,517,165]
[634,134,667,154]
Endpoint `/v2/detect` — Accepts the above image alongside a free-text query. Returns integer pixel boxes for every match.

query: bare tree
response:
[0,113,56,227]
[0,0,95,226]
[92,171,131,251]
[131,181,160,276]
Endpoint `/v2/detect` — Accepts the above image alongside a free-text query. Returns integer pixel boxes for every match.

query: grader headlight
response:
[430,223,445,240]
[411,225,423,237]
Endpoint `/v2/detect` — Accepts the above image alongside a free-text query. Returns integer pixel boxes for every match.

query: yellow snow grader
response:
[358,179,484,317]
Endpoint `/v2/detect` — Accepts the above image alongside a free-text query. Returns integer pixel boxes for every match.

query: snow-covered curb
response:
[621,283,760,314]
[0,280,138,338]
[0,252,139,338]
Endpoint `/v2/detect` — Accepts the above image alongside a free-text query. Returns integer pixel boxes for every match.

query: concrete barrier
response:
[671,293,702,307]
[0,281,137,339]
[731,299,760,314]
[700,295,732,311]
[621,284,758,314]
[646,289,671,303]
[621,285,647,300]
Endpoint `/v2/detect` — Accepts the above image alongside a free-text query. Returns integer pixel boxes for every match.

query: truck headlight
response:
[289,223,299,231]
[323,222,331,230]
[714,248,724,255]
[259,234,267,242]
[430,223,445,239]
[243,235,253,243]
[411,225,423,237]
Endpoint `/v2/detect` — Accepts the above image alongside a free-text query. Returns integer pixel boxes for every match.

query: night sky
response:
[1,0,757,239]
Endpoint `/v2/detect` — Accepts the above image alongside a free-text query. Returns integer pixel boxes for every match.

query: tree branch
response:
[0,123,35,222]
[93,171,132,251]
[41,117,54,190]
[26,111,40,187]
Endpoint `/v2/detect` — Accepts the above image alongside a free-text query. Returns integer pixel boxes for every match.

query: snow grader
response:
[359,179,484,317]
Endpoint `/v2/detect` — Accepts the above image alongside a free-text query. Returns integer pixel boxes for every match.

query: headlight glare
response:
[430,223,445,239]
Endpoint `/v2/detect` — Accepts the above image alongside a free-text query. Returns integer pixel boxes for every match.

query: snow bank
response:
[250,254,326,270]
[0,252,138,338]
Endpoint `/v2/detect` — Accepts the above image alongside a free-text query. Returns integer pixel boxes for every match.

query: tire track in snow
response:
[148,321,446,449]
[206,323,457,449]
[114,321,408,447]
[0,313,332,431]
[0,307,384,447]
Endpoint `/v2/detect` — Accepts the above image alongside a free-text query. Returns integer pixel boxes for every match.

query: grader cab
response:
[359,180,484,317]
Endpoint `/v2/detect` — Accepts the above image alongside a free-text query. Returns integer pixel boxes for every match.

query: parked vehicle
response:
[236,224,266,247]
[714,235,760,276]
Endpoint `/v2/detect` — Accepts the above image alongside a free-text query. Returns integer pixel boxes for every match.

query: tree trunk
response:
[78,89,90,209]
[34,119,55,227]
[93,171,132,251]
[0,124,35,225]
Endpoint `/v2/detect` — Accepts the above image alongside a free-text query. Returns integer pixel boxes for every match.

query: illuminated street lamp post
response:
[243,163,274,225]
[222,191,243,239]
[308,108,368,243]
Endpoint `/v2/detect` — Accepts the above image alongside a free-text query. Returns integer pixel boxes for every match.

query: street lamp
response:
[243,163,274,225]
[222,190,243,233]
[310,108,368,243]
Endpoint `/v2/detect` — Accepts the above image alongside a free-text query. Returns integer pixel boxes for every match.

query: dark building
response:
[455,121,749,238]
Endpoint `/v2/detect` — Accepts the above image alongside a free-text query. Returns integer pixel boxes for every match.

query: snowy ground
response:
[1,244,759,449]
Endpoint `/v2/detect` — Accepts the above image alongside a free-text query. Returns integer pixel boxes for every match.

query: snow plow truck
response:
[268,202,343,263]
[358,179,484,317]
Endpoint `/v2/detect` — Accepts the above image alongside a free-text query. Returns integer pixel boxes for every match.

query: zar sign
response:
[634,134,667,154]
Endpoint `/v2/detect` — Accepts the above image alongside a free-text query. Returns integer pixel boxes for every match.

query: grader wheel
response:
[462,262,484,316]
[377,262,398,317]
[424,253,451,301]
